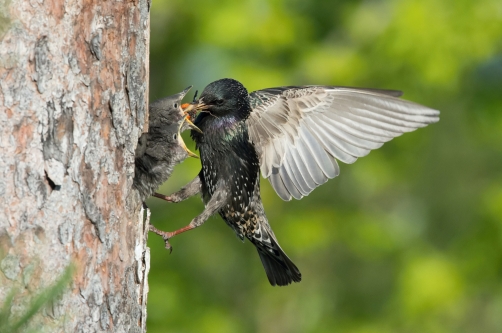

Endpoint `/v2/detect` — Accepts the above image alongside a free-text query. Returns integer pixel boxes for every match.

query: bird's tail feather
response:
[250,228,301,286]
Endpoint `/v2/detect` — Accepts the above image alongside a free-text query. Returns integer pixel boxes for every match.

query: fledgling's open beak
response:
[177,86,193,100]
[181,103,192,110]
[184,116,202,134]
[178,117,199,159]
[180,103,203,134]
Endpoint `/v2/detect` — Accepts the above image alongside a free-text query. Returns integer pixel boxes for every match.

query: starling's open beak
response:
[178,117,199,159]
[193,98,210,111]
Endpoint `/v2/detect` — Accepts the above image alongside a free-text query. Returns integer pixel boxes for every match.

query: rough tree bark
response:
[0,0,151,331]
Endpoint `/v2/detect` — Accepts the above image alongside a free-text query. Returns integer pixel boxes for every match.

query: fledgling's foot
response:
[153,192,173,202]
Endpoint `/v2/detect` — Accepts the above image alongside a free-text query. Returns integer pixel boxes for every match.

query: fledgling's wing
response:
[246,86,439,201]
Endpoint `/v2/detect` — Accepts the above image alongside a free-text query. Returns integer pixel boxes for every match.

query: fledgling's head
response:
[136,87,201,162]
[149,86,193,128]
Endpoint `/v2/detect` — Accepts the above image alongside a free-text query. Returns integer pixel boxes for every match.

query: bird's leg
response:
[153,175,201,203]
[149,184,227,252]
[150,175,202,250]
[152,192,173,202]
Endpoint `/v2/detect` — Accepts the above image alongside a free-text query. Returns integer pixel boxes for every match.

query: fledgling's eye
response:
[173,133,177,140]
[174,103,178,108]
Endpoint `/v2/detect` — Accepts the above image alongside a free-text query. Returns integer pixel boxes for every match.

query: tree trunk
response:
[0,0,151,331]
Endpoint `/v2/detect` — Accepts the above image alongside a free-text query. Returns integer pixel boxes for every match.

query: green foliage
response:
[147,0,502,332]
[0,265,74,333]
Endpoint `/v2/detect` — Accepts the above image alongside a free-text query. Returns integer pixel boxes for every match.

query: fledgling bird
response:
[149,78,440,286]
[133,86,201,201]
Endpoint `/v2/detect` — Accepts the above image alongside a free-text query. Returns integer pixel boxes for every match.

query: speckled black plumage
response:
[191,79,302,286]
[133,87,195,201]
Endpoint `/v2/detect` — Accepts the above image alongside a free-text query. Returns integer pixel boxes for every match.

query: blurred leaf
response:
[0,265,74,333]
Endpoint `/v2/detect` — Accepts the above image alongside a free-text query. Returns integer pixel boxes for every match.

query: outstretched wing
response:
[246,86,440,201]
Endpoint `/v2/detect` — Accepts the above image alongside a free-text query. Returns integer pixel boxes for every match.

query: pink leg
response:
[149,223,196,253]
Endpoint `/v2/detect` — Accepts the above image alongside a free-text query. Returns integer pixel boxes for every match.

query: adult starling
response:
[133,86,201,201]
[150,78,440,286]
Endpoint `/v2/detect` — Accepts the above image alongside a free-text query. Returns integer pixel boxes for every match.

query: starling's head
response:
[195,78,251,118]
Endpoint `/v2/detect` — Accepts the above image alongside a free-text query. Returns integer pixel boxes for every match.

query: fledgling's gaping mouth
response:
[178,116,199,159]
[181,103,203,133]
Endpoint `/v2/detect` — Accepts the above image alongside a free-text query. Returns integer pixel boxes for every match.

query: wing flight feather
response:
[247,86,439,200]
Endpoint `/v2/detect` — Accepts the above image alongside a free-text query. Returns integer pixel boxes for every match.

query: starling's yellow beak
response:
[178,117,199,159]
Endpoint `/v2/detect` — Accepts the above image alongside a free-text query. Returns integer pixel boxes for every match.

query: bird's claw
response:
[149,224,173,253]
[162,236,173,254]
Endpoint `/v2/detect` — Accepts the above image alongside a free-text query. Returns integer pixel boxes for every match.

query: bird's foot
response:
[153,192,174,202]
[149,224,173,253]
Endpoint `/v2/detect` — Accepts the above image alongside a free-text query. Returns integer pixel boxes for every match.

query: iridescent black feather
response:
[191,79,302,286]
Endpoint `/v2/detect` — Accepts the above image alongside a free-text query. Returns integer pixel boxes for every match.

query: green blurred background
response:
[146,0,502,332]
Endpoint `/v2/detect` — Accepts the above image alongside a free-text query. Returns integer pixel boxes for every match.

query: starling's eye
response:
[216,99,224,106]
[173,133,177,140]
[174,103,178,108]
